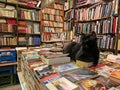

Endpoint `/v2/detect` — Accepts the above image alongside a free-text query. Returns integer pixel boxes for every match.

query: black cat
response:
[63,31,99,66]
[63,41,77,59]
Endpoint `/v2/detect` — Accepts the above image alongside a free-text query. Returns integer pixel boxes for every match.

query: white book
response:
[46,77,79,90]
[41,56,70,65]
[36,1,41,7]
[115,0,118,14]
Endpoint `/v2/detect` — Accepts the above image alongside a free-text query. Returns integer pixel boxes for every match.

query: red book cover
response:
[112,18,116,33]
[40,73,61,83]
[89,63,105,71]
[27,3,35,7]
[7,19,16,25]
[41,21,44,26]
[18,21,27,26]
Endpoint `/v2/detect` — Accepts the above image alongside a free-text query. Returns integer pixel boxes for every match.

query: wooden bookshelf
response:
[42,20,63,23]
[75,16,111,23]
[0,45,17,47]
[0,1,17,6]
[0,16,17,19]
[0,0,41,48]
[18,18,40,23]
[18,4,41,10]
[0,32,16,34]
[73,0,119,54]
[74,1,102,9]
[0,62,17,67]
[41,1,64,43]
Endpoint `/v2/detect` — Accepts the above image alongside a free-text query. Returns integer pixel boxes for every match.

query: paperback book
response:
[53,62,79,74]
[78,75,120,90]
[41,73,79,90]
[63,68,97,83]
[34,65,56,79]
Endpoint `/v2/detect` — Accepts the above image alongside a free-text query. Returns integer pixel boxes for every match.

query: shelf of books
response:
[17,1,41,46]
[17,47,120,90]
[0,1,17,47]
[72,0,119,54]
[41,2,68,42]
[0,0,41,48]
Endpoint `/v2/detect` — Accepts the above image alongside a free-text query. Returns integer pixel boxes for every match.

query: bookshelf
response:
[41,2,65,42]
[0,0,41,48]
[0,1,41,86]
[64,0,75,41]
[0,62,17,67]
[0,1,17,47]
[116,0,120,53]
[72,0,119,54]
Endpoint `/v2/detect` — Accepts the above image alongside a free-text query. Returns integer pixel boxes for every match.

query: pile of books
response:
[20,48,120,90]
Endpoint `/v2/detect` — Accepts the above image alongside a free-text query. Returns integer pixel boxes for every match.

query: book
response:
[41,55,70,65]
[118,39,120,50]
[41,72,78,90]
[46,77,79,90]
[27,59,44,69]
[63,68,97,83]
[53,63,79,73]
[108,87,120,90]
[110,70,120,80]
[43,52,69,59]
[78,75,120,90]
[34,65,56,79]
[107,54,120,64]
[96,65,115,78]
[78,79,106,90]
[76,60,93,68]
[36,1,41,7]
[40,73,61,84]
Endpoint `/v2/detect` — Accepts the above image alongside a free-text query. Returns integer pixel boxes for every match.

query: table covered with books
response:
[17,47,120,90]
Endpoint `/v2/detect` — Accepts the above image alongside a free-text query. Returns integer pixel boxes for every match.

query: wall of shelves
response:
[64,0,119,54]
[41,2,66,42]
[0,0,41,47]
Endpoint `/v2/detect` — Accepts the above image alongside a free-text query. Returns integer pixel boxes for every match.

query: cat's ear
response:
[91,31,96,36]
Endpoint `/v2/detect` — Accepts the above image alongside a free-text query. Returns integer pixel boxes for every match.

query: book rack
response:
[0,0,41,48]
[64,0,120,54]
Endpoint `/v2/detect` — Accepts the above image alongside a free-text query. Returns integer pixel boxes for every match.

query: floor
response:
[0,84,22,90]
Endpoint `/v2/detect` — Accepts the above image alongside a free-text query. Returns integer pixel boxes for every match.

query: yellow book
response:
[118,39,120,50]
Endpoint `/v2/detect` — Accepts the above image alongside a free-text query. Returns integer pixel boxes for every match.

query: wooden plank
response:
[17,72,28,90]
[0,62,17,67]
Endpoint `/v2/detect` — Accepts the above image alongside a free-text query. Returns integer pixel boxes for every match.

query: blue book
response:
[33,36,41,45]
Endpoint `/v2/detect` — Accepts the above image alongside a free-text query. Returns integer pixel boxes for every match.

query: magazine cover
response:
[63,69,97,83]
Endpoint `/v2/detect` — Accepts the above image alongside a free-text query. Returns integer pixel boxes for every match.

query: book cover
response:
[96,65,115,77]
[46,77,78,90]
[78,75,120,90]
[63,69,97,83]
[53,63,79,73]
[79,79,106,90]
[110,71,120,80]
[40,73,61,84]
[34,65,56,79]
